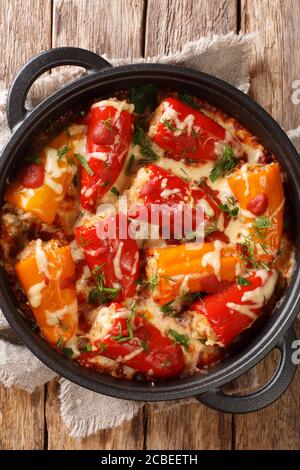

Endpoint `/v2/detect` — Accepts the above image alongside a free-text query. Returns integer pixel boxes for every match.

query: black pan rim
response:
[0,63,299,401]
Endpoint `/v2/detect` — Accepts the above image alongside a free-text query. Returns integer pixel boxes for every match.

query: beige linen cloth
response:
[0,32,299,438]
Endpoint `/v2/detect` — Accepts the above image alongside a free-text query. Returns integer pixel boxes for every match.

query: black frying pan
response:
[0,47,299,413]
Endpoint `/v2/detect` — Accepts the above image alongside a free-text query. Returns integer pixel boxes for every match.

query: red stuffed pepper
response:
[190,269,278,346]
[80,100,134,211]
[75,213,139,300]
[149,97,226,162]
[78,307,186,378]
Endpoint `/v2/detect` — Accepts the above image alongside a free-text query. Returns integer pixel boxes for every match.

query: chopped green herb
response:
[111,302,136,343]
[163,119,179,133]
[102,117,113,131]
[209,145,238,182]
[145,275,158,292]
[168,329,190,351]
[253,216,272,234]
[83,343,93,352]
[111,324,130,342]
[103,180,110,188]
[110,186,120,197]
[237,276,251,286]
[133,127,159,163]
[88,267,121,304]
[79,233,90,248]
[125,155,135,176]
[218,202,239,218]
[240,234,271,271]
[66,128,71,138]
[63,347,74,358]
[75,153,94,176]
[129,84,157,114]
[56,336,64,349]
[32,321,39,331]
[181,291,204,303]
[197,177,206,187]
[261,260,271,271]
[161,301,176,316]
[126,299,136,340]
[178,93,201,110]
[57,142,71,160]
[181,230,198,243]
[180,167,192,183]
[97,341,108,353]
[204,220,219,237]
[25,154,41,164]
[141,340,150,352]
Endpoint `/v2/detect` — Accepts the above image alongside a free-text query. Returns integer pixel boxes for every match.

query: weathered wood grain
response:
[53,0,145,58]
[46,380,145,450]
[242,0,300,131]
[144,0,236,450]
[232,0,300,450]
[145,0,237,56]
[145,402,232,450]
[0,0,51,451]
[0,385,45,450]
[0,0,52,86]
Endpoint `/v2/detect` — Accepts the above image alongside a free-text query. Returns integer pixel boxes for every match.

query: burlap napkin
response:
[1,32,298,439]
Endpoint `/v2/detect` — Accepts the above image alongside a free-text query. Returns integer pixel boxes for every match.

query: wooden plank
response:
[145,402,232,450]
[0,0,52,450]
[0,0,52,86]
[242,0,300,130]
[232,0,300,450]
[144,0,236,450]
[0,385,45,450]
[47,0,146,449]
[145,0,237,56]
[46,380,145,450]
[52,0,145,57]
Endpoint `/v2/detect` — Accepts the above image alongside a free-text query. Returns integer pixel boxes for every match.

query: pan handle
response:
[7,47,112,130]
[197,327,298,413]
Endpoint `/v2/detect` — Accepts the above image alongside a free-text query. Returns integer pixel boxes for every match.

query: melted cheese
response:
[199,198,215,218]
[91,99,134,116]
[240,164,250,196]
[160,102,195,136]
[226,270,278,319]
[45,299,78,326]
[27,281,46,308]
[67,124,88,136]
[113,242,124,280]
[201,240,224,279]
[45,147,67,178]
[160,188,181,198]
[35,240,50,277]
[44,175,63,195]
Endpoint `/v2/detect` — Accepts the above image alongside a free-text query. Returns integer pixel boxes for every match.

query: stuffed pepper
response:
[149,97,226,162]
[189,269,278,346]
[75,213,139,301]
[80,99,134,211]
[15,240,78,347]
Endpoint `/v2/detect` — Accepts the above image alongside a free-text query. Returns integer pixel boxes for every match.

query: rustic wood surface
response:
[0,0,299,450]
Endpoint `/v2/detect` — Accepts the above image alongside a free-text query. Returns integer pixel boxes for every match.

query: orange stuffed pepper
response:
[15,240,78,346]
[146,242,242,305]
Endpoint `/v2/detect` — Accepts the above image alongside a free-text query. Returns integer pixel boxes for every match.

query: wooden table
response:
[0,0,300,450]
